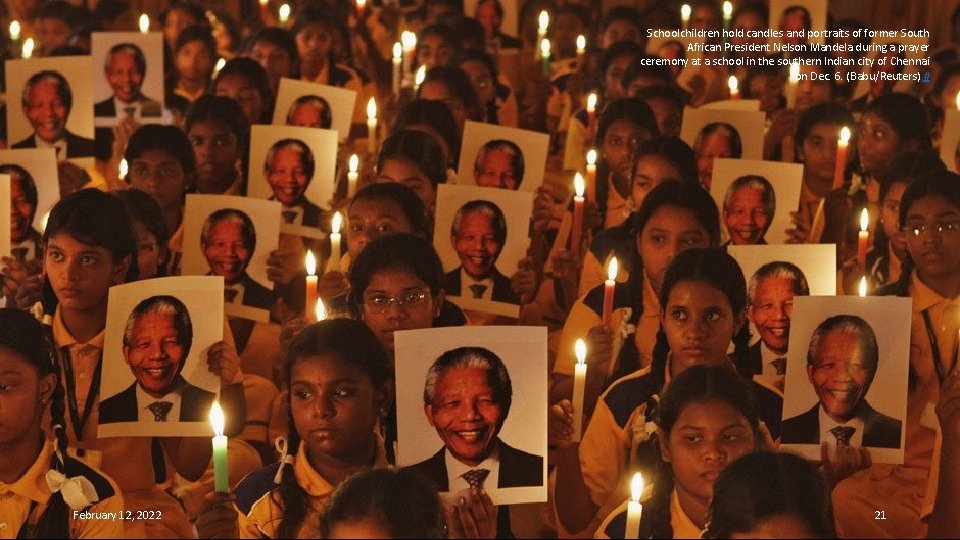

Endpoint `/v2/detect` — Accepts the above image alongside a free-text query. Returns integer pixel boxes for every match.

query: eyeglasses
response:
[363,290,430,313]
[900,221,960,237]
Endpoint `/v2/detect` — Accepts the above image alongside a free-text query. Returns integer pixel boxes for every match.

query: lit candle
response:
[258,0,270,23]
[586,93,597,128]
[210,402,229,493]
[355,0,367,18]
[139,13,149,33]
[21,38,34,59]
[571,173,585,258]
[625,473,644,539]
[722,1,733,33]
[858,276,868,297]
[330,211,343,271]
[576,34,586,64]
[278,3,291,26]
[786,62,800,108]
[602,257,618,328]
[585,149,597,201]
[118,158,128,179]
[401,31,417,78]
[727,75,739,99]
[540,38,551,77]
[366,97,378,155]
[414,65,426,92]
[571,339,587,442]
[315,298,327,321]
[305,251,318,321]
[955,90,960,111]
[347,154,360,198]
[392,42,402,95]
[536,10,549,61]
[857,208,869,269]
[681,4,691,30]
[9,20,20,42]
[832,127,850,190]
[213,57,226,78]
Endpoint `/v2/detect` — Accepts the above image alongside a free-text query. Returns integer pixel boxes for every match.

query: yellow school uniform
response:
[0,439,124,539]
[594,489,701,539]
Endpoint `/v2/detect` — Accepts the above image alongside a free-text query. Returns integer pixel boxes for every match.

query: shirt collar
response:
[293,434,389,497]
[670,488,702,538]
[818,405,865,446]
[2,438,55,505]
[52,306,105,351]
[910,272,957,312]
[444,440,500,483]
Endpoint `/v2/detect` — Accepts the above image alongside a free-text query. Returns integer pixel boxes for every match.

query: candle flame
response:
[139,13,150,33]
[586,93,597,112]
[401,31,417,50]
[316,299,327,321]
[356,0,367,8]
[789,62,801,82]
[722,1,733,17]
[839,126,851,144]
[214,57,226,77]
[210,401,225,436]
[349,154,359,173]
[860,208,869,232]
[575,338,586,365]
[9,20,20,41]
[259,0,269,6]
[858,276,867,298]
[576,34,586,53]
[574,173,585,197]
[681,4,691,20]
[332,211,343,234]
[587,148,597,166]
[305,250,317,276]
[21,38,34,59]
[393,42,402,60]
[607,257,619,281]
[630,473,644,502]
[540,38,551,57]
[279,3,291,21]
[727,75,738,93]
[538,10,549,32]
[118,158,128,179]
[415,65,426,86]
[366,97,377,119]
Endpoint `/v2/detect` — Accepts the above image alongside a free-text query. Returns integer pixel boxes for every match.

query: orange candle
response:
[832,127,850,190]
[586,93,597,129]
[602,257,618,327]
[571,173,585,258]
[585,149,597,202]
[857,208,869,269]
[305,251,318,321]
[330,212,343,271]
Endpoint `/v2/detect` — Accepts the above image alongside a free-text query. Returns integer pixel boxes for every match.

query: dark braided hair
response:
[273,318,390,538]
[0,308,70,538]
[648,365,762,539]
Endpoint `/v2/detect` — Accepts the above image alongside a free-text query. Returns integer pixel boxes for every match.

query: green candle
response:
[210,401,229,493]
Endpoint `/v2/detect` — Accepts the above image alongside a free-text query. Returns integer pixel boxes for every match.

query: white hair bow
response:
[273,436,297,485]
[45,469,100,511]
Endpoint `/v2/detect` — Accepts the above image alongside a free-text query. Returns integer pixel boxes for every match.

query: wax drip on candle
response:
[306,250,317,276]
[139,13,150,33]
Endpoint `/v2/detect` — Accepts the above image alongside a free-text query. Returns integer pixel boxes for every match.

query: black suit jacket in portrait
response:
[444,266,520,304]
[239,273,274,310]
[12,130,95,158]
[404,438,544,491]
[781,401,902,448]
[94,94,163,117]
[98,381,216,424]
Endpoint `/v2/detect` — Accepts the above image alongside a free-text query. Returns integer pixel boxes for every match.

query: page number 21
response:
[875,511,886,520]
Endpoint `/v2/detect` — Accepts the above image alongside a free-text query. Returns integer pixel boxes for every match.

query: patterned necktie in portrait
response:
[282,210,297,224]
[829,426,856,446]
[224,288,239,303]
[148,401,174,422]
[771,357,787,376]
[469,284,487,299]
[124,106,136,119]
[462,468,490,489]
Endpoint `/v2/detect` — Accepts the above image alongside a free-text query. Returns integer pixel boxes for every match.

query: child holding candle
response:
[550,249,784,537]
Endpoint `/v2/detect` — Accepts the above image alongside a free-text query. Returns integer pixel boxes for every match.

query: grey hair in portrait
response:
[104,42,147,76]
[122,294,194,360]
[449,200,507,244]
[748,260,810,303]
[263,138,316,182]
[723,175,776,219]
[200,208,257,254]
[21,70,72,111]
[806,315,879,371]
[286,94,332,128]
[473,138,524,187]
[423,346,513,416]
[694,122,742,158]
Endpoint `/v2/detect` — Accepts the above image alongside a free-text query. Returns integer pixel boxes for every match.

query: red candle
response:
[832,127,851,190]
[571,173,585,258]
[305,251,318,321]
[602,257,618,327]
[585,149,597,202]
[857,208,869,269]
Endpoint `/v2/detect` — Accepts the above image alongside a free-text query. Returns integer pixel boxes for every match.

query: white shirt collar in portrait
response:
[460,269,494,301]
[33,134,67,160]
[818,405,865,448]
[114,97,143,119]
[445,441,500,492]
[224,281,246,305]
[136,383,183,423]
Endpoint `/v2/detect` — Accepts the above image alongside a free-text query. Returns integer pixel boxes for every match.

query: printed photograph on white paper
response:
[0,175,10,259]
[780,296,910,464]
[272,77,356,141]
[181,194,281,322]
[0,148,59,264]
[433,184,533,318]
[247,124,338,237]
[728,243,837,391]
[91,32,165,125]
[851,36,929,100]
[680,107,765,190]
[5,57,95,160]
[98,276,224,438]
[646,34,704,92]
[768,0,828,47]
[457,121,549,192]
[702,99,761,112]
[395,326,547,506]
[710,158,803,246]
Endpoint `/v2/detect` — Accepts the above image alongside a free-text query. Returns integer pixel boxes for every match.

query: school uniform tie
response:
[148,401,174,421]
[771,357,787,376]
[469,284,487,299]
[829,426,856,446]
[462,468,490,489]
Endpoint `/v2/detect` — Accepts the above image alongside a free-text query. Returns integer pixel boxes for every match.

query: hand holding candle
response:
[210,402,229,493]
[571,173,585,258]
[602,257,618,328]
[305,251,318,321]
[572,339,587,442]
[832,127,851,190]
[330,212,343,271]
[625,473,644,539]
[366,98,378,155]
[857,208,869,270]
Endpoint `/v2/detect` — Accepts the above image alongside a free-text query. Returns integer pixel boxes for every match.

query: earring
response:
[40,398,48,405]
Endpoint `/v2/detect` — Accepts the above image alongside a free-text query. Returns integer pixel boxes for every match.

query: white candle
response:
[118,158,128,179]
[392,42,402,95]
[681,4,691,30]
[625,473,644,539]
[401,31,417,78]
[347,154,360,198]
[138,13,149,33]
[305,251,318,321]
[786,62,800,108]
[9,20,20,41]
[858,276,867,298]
[21,38,34,59]
[414,65,426,92]
[366,97,378,155]
[571,173,585,258]
[727,75,739,99]
[602,257,618,328]
[330,211,343,271]
[576,34,586,64]
[572,339,587,442]
[536,10,549,60]
[315,299,327,321]
[278,3,291,26]
[955,90,960,111]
